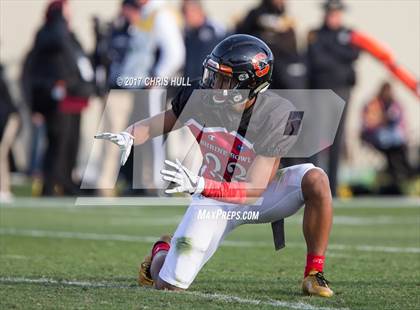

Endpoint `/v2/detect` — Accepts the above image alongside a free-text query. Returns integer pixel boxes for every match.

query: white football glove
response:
[95,131,134,166]
[161,159,205,195]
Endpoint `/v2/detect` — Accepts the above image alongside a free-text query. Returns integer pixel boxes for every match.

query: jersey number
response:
[200,152,247,182]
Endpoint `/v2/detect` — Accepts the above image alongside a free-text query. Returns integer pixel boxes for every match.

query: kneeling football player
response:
[96,34,334,297]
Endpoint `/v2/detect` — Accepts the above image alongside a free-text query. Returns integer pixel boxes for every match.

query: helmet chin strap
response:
[259,82,270,93]
[212,90,243,104]
[212,80,271,106]
[246,81,270,101]
[203,75,271,107]
[252,81,270,95]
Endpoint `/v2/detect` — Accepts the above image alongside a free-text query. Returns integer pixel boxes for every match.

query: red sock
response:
[304,253,325,277]
[151,241,170,260]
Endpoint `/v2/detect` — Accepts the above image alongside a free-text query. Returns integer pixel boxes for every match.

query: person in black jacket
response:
[236,0,306,90]
[307,0,360,196]
[236,0,308,168]
[27,0,94,196]
[21,49,46,183]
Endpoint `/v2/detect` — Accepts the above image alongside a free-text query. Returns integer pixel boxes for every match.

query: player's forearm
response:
[125,120,151,146]
[201,179,266,205]
[125,110,178,145]
[200,157,278,205]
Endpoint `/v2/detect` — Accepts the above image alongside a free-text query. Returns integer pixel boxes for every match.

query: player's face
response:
[228,97,255,113]
[228,102,246,112]
[202,68,238,90]
[201,61,251,107]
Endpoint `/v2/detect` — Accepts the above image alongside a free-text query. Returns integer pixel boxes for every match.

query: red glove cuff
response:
[202,179,247,204]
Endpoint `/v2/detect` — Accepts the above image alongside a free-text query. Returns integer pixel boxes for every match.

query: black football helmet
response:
[200,34,274,105]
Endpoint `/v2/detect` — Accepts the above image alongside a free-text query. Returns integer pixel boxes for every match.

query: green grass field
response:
[0,198,419,309]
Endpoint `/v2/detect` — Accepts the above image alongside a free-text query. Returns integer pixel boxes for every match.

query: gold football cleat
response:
[138,255,154,286]
[138,235,172,287]
[302,270,334,297]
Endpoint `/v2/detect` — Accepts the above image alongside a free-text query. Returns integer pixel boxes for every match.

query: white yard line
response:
[108,217,183,226]
[88,216,420,227]
[185,291,347,310]
[0,254,28,260]
[1,228,419,254]
[75,197,192,206]
[289,216,418,226]
[0,228,158,243]
[0,276,128,288]
[0,197,418,208]
[0,276,348,310]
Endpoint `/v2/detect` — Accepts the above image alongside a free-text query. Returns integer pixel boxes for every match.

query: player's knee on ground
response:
[172,235,207,279]
[154,277,185,291]
[158,231,214,290]
[301,168,332,202]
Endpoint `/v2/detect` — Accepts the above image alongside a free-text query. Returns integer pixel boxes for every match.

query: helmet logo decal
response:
[238,73,249,81]
[252,52,270,77]
[233,94,243,102]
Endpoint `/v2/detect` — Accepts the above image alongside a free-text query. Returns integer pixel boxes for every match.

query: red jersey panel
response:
[186,119,256,182]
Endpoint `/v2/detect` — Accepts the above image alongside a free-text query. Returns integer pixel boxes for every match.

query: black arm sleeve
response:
[170,81,200,121]
[170,86,187,118]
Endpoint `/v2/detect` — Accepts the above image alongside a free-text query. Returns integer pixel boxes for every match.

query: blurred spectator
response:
[94,0,139,195]
[0,63,20,203]
[306,0,360,196]
[182,0,225,80]
[106,0,185,88]
[97,0,185,195]
[21,50,46,189]
[107,0,140,89]
[361,82,414,187]
[236,0,307,169]
[236,0,306,90]
[27,0,94,196]
[91,16,112,98]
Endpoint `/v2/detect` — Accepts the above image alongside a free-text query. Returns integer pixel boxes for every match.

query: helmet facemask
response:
[200,55,271,108]
[200,58,250,107]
